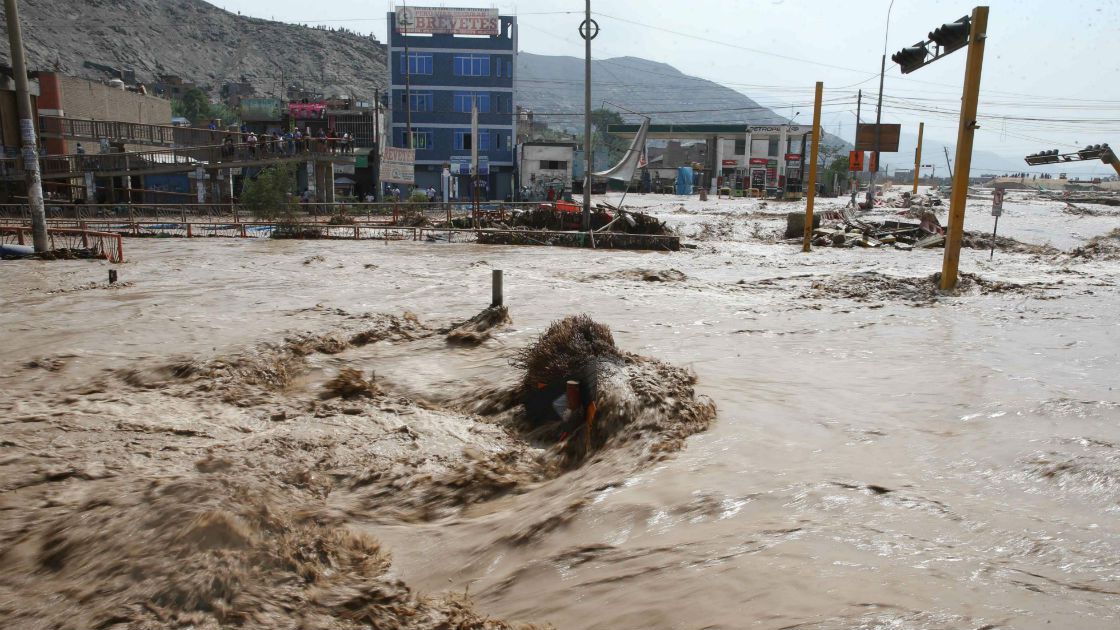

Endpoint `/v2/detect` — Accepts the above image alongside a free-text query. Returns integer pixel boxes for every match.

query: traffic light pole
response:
[912,121,924,195]
[802,82,823,253]
[4,0,48,252]
[940,6,988,291]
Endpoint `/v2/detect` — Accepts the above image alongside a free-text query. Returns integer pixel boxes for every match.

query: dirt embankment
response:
[0,311,715,629]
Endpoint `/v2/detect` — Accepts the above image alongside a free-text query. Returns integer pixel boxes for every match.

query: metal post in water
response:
[491,269,503,307]
[989,214,999,260]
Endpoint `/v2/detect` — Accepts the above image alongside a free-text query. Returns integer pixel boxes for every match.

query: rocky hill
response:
[0,0,844,150]
[516,52,848,148]
[0,0,387,100]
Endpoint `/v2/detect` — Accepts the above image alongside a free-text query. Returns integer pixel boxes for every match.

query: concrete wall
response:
[57,76,172,153]
[519,143,574,194]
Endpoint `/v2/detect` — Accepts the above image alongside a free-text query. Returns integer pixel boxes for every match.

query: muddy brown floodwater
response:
[2,189,1119,629]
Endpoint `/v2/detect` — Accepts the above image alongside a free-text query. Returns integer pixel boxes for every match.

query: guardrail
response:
[0,226,125,262]
[0,201,556,224]
[1,139,362,180]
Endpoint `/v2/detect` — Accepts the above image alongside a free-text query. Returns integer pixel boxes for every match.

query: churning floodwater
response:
[2,190,1118,629]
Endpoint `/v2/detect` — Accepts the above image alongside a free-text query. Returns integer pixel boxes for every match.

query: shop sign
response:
[396,7,499,35]
[383,147,415,184]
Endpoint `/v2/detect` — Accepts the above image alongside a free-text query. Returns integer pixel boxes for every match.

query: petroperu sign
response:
[396,7,500,35]
[748,125,810,135]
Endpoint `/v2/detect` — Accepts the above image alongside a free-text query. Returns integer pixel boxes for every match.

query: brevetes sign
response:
[396,7,500,35]
[383,147,416,185]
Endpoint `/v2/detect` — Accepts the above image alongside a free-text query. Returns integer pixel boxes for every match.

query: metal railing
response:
[1,140,360,180]
[0,225,125,262]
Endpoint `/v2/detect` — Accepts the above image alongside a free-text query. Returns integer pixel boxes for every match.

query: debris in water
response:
[446,305,512,346]
[321,368,378,399]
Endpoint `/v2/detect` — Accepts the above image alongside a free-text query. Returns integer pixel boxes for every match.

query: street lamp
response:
[890,6,989,292]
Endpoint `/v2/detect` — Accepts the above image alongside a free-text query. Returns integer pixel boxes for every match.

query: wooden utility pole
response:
[940,6,988,291]
[4,0,47,252]
[802,82,823,253]
[912,121,924,194]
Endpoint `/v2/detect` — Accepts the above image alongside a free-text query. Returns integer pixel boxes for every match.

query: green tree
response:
[172,87,211,125]
[241,164,297,223]
[209,102,241,127]
[590,108,629,165]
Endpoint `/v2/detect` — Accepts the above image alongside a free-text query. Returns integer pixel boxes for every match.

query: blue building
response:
[387,8,517,200]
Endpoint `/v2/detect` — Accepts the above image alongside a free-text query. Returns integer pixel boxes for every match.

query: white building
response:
[517,141,576,199]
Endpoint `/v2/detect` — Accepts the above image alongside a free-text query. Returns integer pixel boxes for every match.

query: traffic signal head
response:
[892,44,929,74]
[1024,149,1060,166]
[929,16,972,54]
[1078,144,1106,160]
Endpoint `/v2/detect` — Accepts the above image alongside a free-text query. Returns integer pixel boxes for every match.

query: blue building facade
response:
[387,11,517,200]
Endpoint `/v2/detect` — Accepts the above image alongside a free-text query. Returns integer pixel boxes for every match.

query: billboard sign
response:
[855,123,901,152]
[396,7,500,35]
[240,98,282,122]
[383,147,416,185]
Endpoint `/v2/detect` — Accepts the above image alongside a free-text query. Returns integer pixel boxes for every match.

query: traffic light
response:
[891,44,929,74]
[929,16,971,54]
[1078,144,1107,160]
[1024,149,1060,165]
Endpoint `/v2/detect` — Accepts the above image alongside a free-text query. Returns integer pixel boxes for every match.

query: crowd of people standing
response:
[220,125,356,159]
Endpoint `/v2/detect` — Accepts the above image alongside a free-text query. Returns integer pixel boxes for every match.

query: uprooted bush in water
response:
[504,315,715,467]
[358,314,716,519]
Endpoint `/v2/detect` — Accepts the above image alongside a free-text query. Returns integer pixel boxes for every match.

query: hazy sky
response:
[211,0,1120,174]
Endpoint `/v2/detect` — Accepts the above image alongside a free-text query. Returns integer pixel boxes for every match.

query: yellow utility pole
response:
[940,6,989,291]
[912,121,924,195]
[802,81,823,253]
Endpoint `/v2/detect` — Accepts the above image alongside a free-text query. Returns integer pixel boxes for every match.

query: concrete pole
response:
[712,137,723,195]
[869,0,896,204]
[373,88,382,202]
[940,6,989,292]
[912,122,924,195]
[869,52,886,202]
[802,82,824,253]
[581,0,592,231]
[4,0,47,251]
[778,126,788,191]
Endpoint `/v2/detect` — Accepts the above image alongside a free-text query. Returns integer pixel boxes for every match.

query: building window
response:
[539,160,567,170]
[496,58,503,77]
[767,137,780,157]
[454,130,491,151]
[400,53,433,76]
[396,129,432,149]
[410,92,433,112]
[734,139,746,155]
[453,54,491,77]
[453,92,490,113]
